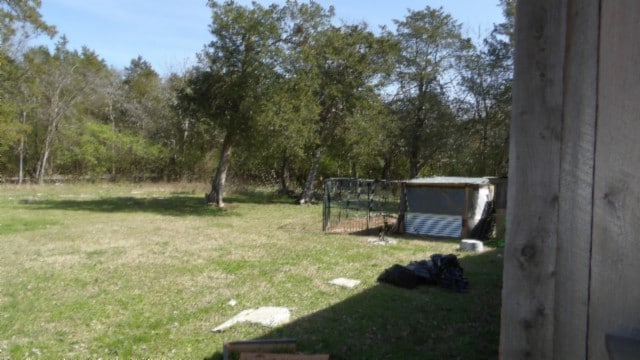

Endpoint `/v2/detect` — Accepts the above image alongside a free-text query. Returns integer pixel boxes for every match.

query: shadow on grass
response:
[350,228,464,247]
[204,249,503,360]
[20,196,233,217]
[224,190,299,205]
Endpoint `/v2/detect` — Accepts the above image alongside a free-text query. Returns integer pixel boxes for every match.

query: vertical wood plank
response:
[590,0,640,358]
[500,1,567,358]
[554,0,600,358]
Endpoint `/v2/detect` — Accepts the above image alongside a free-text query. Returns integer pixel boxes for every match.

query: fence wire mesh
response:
[322,178,402,234]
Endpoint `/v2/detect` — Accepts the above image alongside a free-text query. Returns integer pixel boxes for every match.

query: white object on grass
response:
[329,277,361,289]
[212,307,291,332]
[459,239,484,253]
[367,237,398,245]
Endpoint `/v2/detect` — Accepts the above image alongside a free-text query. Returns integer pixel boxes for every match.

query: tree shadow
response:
[20,196,234,217]
[349,228,465,247]
[204,249,503,360]
[224,190,299,205]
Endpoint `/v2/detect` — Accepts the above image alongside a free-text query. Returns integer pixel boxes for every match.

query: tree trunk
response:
[410,103,426,179]
[278,150,290,194]
[110,102,116,178]
[381,154,391,180]
[18,135,24,184]
[18,111,25,185]
[34,67,83,184]
[299,145,323,204]
[409,80,424,178]
[409,149,421,179]
[36,118,58,184]
[206,132,234,207]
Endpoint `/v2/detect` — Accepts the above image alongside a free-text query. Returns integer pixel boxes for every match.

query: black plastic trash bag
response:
[377,253,469,293]
[406,260,437,285]
[432,254,469,293]
[376,264,424,289]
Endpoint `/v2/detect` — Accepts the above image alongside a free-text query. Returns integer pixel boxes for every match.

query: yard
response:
[0,183,502,359]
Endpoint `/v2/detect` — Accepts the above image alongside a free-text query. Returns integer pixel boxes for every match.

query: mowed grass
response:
[0,183,503,359]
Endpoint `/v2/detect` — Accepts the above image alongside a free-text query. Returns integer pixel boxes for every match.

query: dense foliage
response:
[0,0,514,198]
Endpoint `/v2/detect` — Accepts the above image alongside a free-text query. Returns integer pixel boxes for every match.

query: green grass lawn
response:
[0,183,503,359]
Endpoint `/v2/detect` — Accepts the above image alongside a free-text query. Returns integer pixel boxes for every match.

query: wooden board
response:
[554,0,600,358]
[499,1,567,358]
[223,339,297,360]
[239,354,329,360]
[589,0,640,358]
[502,0,640,358]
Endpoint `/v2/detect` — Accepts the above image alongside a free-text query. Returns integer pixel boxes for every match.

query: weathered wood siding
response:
[502,0,640,358]
[554,0,600,358]
[500,0,567,358]
[589,0,640,358]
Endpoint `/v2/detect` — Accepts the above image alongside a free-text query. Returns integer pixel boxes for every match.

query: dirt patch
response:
[325,215,397,234]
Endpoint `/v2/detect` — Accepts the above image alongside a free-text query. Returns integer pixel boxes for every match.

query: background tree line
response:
[0,0,514,204]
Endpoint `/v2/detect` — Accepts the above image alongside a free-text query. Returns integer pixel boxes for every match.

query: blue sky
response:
[36,0,505,75]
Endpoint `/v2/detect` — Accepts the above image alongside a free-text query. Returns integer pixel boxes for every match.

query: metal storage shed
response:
[399,177,496,238]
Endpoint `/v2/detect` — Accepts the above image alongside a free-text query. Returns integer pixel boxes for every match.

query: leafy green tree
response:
[257,0,333,193]
[296,23,395,203]
[55,121,168,180]
[0,0,515,187]
[21,39,107,183]
[387,90,457,176]
[52,50,135,180]
[183,0,283,206]
[338,92,396,179]
[171,71,222,181]
[0,53,25,164]
[391,6,471,178]
[0,0,55,46]
[492,0,515,48]
[116,56,179,179]
[120,56,163,133]
[455,49,510,176]
[0,0,55,179]
[453,0,514,177]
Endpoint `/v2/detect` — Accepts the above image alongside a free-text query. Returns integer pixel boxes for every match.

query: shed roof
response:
[404,176,491,186]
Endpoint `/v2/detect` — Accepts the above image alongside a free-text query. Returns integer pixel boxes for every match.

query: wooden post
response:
[462,186,470,238]
[397,182,407,234]
[503,0,640,358]
[500,1,567,358]
[322,180,331,232]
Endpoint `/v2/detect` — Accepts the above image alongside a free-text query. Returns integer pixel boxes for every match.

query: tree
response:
[388,89,457,176]
[262,0,333,193]
[331,91,394,179]
[296,23,395,203]
[0,54,25,159]
[171,71,222,181]
[453,0,514,176]
[22,39,104,183]
[184,1,283,206]
[455,48,510,176]
[391,6,471,178]
[0,0,56,48]
[115,56,177,180]
[120,56,163,133]
[51,50,163,181]
[0,0,55,179]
